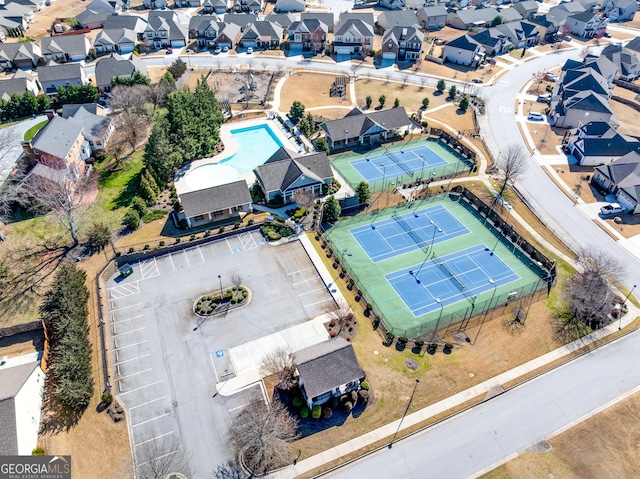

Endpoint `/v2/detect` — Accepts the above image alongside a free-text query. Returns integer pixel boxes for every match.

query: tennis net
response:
[436,261,466,291]
[393,214,426,250]
[386,150,414,176]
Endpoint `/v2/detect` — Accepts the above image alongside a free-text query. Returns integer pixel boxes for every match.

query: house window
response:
[194,215,205,221]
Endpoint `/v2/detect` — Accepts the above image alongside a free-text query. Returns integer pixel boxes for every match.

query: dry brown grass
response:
[525,122,563,156]
[21,0,89,40]
[279,73,352,109]
[354,78,448,113]
[611,96,640,138]
[481,389,640,479]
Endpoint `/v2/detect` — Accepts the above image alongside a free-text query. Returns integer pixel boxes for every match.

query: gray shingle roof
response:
[378,10,419,28]
[0,361,38,455]
[32,116,84,160]
[569,10,597,22]
[147,11,188,41]
[189,14,220,31]
[446,34,481,51]
[0,399,17,455]
[223,13,257,26]
[254,152,332,193]
[334,18,373,37]
[301,12,335,32]
[382,25,424,46]
[0,42,40,63]
[320,107,413,141]
[419,5,447,16]
[63,104,112,141]
[180,180,251,218]
[293,338,364,400]
[41,34,89,56]
[596,151,640,187]
[0,77,30,99]
[95,53,146,87]
[37,63,84,83]
[103,13,147,31]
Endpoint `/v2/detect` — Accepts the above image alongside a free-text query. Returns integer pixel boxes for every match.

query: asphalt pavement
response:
[0,115,46,184]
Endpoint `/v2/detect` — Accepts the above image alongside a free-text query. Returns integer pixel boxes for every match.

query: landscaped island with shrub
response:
[194,285,250,316]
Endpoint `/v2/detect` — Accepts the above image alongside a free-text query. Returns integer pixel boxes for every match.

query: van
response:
[528,112,544,121]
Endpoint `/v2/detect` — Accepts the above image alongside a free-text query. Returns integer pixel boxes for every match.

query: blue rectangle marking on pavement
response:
[350,204,469,263]
[351,145,448,183]
[385,244,521,316]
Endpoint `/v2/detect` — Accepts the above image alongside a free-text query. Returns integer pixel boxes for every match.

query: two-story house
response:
[602,43,640,80]
[189,15,222,48]
[564,11,607,37]
[41,34,91,63]
[513,0,539,20]
[376,10,419,30]
[0,42,42,71]
[471,28,511,55]
[233,0,262,13]
[37,63,88,96]
[144,11,188,49]
[238,21,284,49]
[333,18,374,55]
[201,0,229,14]
[600,0,637,21]
[593,151,640,213]
[443,34,484,66]
[75,0,125,29]
[381,25,424,61]
[95,53,147,92]
[416,6,447,30]
[274,0,304,13]
[0,70,39,100]
[60,104,114,152]
[566,121,640,165]
[94,27,137,55]
[287,18,328,53]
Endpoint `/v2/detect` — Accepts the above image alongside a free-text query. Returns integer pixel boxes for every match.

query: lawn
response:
[23,120,48,141]
[279,73,352,110]
[354,78,449,113]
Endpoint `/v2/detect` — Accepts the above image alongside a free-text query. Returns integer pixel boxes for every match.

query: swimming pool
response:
[222,124,283,175]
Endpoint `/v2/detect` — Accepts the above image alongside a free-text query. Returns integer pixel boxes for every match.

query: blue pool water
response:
[221,124,284,174]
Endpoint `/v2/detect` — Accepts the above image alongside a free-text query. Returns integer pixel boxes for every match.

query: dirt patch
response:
[610,96,640,138]
[553,164,600,203]
[21,0,89,40]
[279,73,352,110]
[525,122,564,156]
[354,78,449,113]
[481,390,640,479]
[602,213,640,238]
[185,70,276,106]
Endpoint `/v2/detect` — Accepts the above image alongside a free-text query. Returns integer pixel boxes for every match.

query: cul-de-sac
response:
[2,0,640,476]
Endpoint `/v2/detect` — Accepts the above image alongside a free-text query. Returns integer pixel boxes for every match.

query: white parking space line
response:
[297,287,328,296]
[292,278,317,286]
[109,303,142,313]
[110,314,143,325]
[118,368,152,380]
[228,403,249,413]
[288,268,314,276]
[184,250,190,267]
[129,395,168,410]
[139,257,160,279]
[169,254,175,271]
[113,340,148,351]
[108,282,141,299]
[135,431,174,447]
[132,412,171,428]
[138,450,177,466]
[112,327,146,337]
[304,298,334,307]
[226,238,234,254]
[197,245,205,263]
[114,353,150,366]
[239,232,257,250]
[119,379,164,395]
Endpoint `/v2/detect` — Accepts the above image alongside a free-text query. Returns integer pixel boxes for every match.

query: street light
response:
[218,274,223,299]
[619,284,637,330]
[430,298,444,342]
[474,279,497,344]
[388,378,420,449]
[428,220,442,255]
[418,153,426,182]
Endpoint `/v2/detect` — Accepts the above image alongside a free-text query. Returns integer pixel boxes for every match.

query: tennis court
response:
[350,204,469,263]
[386,244,519,316]
[351,145,447,183]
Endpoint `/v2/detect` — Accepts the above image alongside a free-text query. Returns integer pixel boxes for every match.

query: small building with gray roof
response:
[593,151,640,213]
[177,180,253,228]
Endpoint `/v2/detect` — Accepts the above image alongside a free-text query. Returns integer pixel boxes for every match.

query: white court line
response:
[297,287,328,296]
[135,431,174,447]
[113,340,148,351]
[288,267,314,276]
[114,353,150,366]
[113,327,146,337]
[138,450,177,467]
[109,303,141,313]
[119,379,164,395]
[228,403,249,413]
[183,249,190,267]
[304,298,334,307]
[132,412,171,428]
[110,314,144,325]
[118,368,153,380]
[129,395,168,410]
[197,245,205,263]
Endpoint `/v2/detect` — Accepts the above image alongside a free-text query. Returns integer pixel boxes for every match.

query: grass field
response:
[279,73,352,109]
[325,194,545,338]
[23,120,47,141]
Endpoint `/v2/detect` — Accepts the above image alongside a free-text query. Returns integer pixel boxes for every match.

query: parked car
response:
[600,203,626,216]
[537,94,551,103]
[472,78,482,83]
[545,72,558,82]
[604,32,612,38]
[166,47,173,54]
[246,47,253,54]
[213,47,221,54]
[222,46,229,52]
[528,112,544,121]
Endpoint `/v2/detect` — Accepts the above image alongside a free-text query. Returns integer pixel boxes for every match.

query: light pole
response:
[344,129,348,146]
[418,153,426,182]
[388,378,420,448]
[430,298,444,342]
[427,220,442,255]
[218,274,223,299]
[381,162,386,197]
[474,279,497,344]
[619,284,637,330]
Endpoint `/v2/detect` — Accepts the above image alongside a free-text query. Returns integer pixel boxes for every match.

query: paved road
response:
[330,330,640,479]
[0,115,46,184]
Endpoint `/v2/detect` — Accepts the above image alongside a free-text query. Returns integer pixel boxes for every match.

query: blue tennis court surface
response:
[351,145,448,183]
[350,205,469,263]
[386,244,520,316]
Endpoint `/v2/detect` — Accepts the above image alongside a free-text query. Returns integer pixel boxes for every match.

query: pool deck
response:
[175,115,300,196]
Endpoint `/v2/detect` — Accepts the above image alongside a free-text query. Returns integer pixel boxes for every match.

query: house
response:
[95,53,147,92]
[0,42,42,71]
[0,70,39,100]
[143,11,188,49]
[302,12,335,33]
[60,104,114,152]
[292,338,365,409]
[265,12,295,29]
[75,0,124,29]
[446,7,501,30]
[233,0,262,13]
[497,6,524,24]
[224,13,257,28]
[253,150,334,203]
[201,0,228,13]
[471,28,511,55]
[0,4,34,25]
[494,20,540,48]
[376,10,419,30]
[513,0,538,20]
[320,107,415,149]
[238,21,284,49]
[93,27,137,55]
[601,43,640,80]
[41,34,91,63]
[381,25,424,61]
[102,13,148,37]
[0,13,28,39]
[405,0,427,9]
[564,11,607,37]
[528,13,565,41]
[378,0,406,11]
[601,0,637,21]
[593,152,640,213]
[189,15,222,47]
[416,5,447,30]
[37,63,88,96]
[333,18,374,55]
[565,121,640,165]
[8,0,46,12]
[274,0,304,13]
[143,0,167,9]
[214,22,241,49]
[553,1,587,14]
[177,180,253,228]
[443,34,484,67]
[288,18,328,53]
[175,0,202,6]
[551,89,617,128]
[0,354,45,456]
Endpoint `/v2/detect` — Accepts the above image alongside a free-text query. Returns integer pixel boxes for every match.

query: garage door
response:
[335,46,352,55]
[382,51,395,59]
[616,194,635,212]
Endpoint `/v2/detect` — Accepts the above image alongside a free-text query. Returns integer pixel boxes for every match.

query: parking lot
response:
[106,231,334,477]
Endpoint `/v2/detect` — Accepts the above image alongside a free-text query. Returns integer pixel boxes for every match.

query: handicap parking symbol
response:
[234,247,243,253]
[215,350,224,358]
[258,240,265,246]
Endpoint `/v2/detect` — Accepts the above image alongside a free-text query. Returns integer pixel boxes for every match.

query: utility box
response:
[119,264,133,278]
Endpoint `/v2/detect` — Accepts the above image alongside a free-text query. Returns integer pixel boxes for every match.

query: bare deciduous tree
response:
[109,84,150,115]
[212,459,246,479]
[495,144,528,203]
[0,126,19,164]
[231,271,243,288]
[231,396,298,476]
[120,111,150,152]
[129,436,192,479]
[292,188,317,209]
[260,346,296,390]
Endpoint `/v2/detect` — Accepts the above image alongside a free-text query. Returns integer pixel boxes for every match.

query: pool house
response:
[178,180,253,229]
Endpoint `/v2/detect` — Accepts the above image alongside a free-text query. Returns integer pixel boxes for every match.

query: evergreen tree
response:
[459,95,470,111]
[167,58,187,79]
[422,98,429,110]
[289,101,305,123]
[379,95,386,107]
[323,195,341,223]
[316,137,329,154]
[123,209,140,230]
[365,95,372,109]
[437,79,446,93]
[87,222,110,250]
[394,98,400,108]
[448,85,457,99]
[355,181,371,207]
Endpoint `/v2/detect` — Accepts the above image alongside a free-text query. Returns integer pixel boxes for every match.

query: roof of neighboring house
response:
[561,68,610,96]
[288,18,328,33]
[75,0,120,26]
[224,13,257,26]
[264,12,295,28]
[37,63,84,84]
[625,36,640,53]
[382,25,424,45]
[377,10,419,28]
[293,338,364,400]
[41,34,89,56]
[0,77,31,100]
[32,115,84,159]
[602,44,640,78]
[568,10,598,22]
[103,13,148,31]
[335,17,374,36]
[596,151,640,188]
[301,12,335,31]
[0,361,39,455]
[189,15,220,31]
[496,6,523,23]
[418,5,448,16]
[451,7,500,25]
[339,11,374,26]
[321,107,413,140]
[446,33,481,51]
[146,11,188,41]
[63,105,112,140]
[564,89,615,114]
[513,0,538,13]
[254,151,333,193]
[472,28,508,49]
[217,22,241,39]
[275,0,304,11]
[495,20,540,42]
[0,41,40,63]
[94,53,146,87]
[554,1,586,12]
[95,27,137,47]
[241,20,283,40]
[179,180,251,218]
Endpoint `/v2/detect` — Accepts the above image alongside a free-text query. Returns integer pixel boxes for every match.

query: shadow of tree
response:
[41,396,86,434]
[111,171,142,211]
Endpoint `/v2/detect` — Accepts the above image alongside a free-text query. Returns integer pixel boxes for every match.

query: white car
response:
[528,112,544,121]
[246,47,253,54]
[600,203,625,216]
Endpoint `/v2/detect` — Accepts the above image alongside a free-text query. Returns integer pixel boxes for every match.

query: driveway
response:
[0,115,46,184]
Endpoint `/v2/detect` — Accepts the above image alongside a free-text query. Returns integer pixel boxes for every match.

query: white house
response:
[564,11,607,37]
[274,0,304,13]
[443,34,483,67]
[0,353,45,456]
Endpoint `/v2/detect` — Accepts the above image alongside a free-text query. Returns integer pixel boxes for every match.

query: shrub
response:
[358,389,370,404]
[311,405,322,419]
[123,209,140,230]
[330,396,340,409]
[248,219,255,225]
[340,400,353,413]
[349,390,358,403]
[360,381,370,391]
[398,336,408,344]
[322,406,333,419]
[233,222,241,229]
[444,343,454,350]
[143,244,149,250]
[414,340,424,348]
[292,396,303,408]
[300,407,310,419]
[131,196,148,217]
[128,247,134,253]
[32,447,46,456]
[159,240,165,247]
[178,218,188,230]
